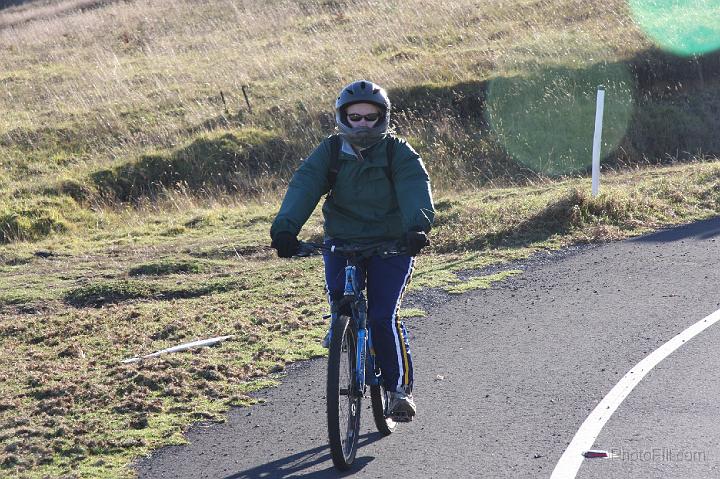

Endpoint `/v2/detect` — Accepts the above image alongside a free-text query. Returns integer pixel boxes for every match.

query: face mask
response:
[336,110,389,149]
[341,126,387,149]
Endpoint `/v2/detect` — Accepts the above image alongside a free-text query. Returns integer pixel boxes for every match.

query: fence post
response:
[592,85,605,197]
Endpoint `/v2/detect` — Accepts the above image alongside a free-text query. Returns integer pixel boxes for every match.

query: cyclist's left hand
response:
[405,230,430,256]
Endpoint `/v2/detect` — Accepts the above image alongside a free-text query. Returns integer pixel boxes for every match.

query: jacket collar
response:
[340,137,385,158]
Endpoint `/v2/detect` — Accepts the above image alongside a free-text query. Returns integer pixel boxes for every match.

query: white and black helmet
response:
[335,80,391,148]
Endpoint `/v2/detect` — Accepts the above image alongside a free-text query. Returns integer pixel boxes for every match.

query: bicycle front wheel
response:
[327,315,361,471]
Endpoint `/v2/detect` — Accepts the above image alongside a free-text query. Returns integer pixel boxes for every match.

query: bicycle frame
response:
[298,240,404,393]
[340,262,380,396]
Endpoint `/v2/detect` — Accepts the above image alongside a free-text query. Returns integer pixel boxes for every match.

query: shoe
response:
[321,330,331,349]
[388,388,416,421]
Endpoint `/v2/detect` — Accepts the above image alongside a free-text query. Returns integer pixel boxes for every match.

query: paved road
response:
[136,217,720,478]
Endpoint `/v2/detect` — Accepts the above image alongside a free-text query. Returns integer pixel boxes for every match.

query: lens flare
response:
[485,63,635,176]
[629,0,720,56]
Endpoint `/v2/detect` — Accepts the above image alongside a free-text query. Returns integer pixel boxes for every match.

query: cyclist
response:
[270,80,435,419]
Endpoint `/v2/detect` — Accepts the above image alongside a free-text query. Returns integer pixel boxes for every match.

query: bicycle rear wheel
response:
[370,382,397,436]
[327,315,361,471]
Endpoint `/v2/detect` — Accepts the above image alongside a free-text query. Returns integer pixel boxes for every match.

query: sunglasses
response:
[347,113,383,122]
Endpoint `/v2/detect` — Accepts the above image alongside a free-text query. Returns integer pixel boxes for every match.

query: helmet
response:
[335,80,391,148]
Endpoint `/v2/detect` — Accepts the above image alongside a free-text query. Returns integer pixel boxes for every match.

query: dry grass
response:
[0,0,651,186]
[2,0,716,218]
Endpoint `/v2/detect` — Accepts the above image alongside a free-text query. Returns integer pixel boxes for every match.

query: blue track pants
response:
[323,243,415,393]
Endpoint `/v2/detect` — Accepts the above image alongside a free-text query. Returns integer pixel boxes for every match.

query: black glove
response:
[404,230,430,256]
[271,231,299,258]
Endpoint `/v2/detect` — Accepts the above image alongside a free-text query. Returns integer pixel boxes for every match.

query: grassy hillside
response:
[1,0,720,477]
[2,0,719,244]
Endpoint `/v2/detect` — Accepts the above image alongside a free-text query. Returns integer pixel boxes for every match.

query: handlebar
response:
[295,240,407,259]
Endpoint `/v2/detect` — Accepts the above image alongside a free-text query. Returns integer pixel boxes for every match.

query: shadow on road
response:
[224,432,384,479]
[631,217,720,243]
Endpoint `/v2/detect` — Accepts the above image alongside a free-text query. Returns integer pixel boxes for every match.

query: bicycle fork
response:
[344,265,370,397]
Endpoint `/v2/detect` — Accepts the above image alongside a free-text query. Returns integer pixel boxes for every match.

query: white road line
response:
[551,308,720,479]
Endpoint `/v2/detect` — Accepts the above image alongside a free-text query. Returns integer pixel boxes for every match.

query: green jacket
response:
[270,135,434,243]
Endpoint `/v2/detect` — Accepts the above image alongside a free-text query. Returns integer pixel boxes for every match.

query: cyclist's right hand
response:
[271,231,299,258]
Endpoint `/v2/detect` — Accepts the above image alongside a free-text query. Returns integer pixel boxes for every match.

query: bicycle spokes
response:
[327,316,361,471]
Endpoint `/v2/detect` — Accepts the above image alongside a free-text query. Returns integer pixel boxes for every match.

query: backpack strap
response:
[384,136,395,183]
[326,135,395,197]
[326,134,342,197]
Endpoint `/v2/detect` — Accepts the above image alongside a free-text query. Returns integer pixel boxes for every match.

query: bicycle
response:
[295,240,409,471]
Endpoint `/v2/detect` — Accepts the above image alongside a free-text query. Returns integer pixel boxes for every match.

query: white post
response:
[591,86,605,197]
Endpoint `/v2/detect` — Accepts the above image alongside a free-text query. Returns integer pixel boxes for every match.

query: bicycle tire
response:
[370,382,397,435]
[326,315,361,471]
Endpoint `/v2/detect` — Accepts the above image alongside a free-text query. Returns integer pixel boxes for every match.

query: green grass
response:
[63,277,248,307]
[3,159,720,478]
[397,308,427,319]
[128,259,206,276]
[446,270,523,294]
[86,128,294,203]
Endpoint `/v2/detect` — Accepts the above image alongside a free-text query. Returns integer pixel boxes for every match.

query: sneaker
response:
[388,389,416,421]
[321,330,331,349]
